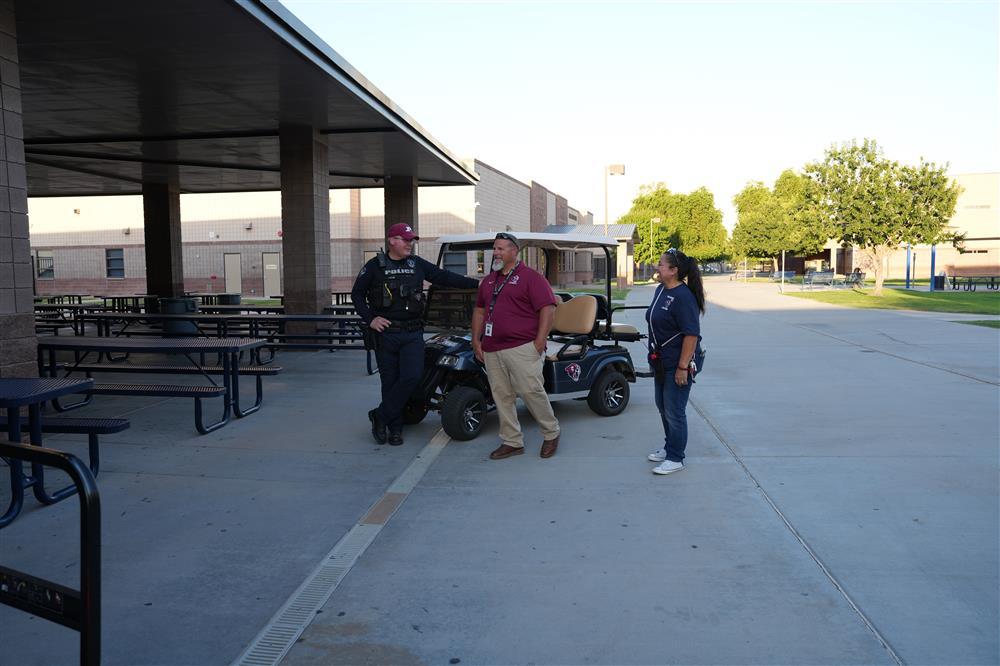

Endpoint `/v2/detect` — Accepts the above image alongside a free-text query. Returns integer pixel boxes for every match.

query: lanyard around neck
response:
[487,260,520,319]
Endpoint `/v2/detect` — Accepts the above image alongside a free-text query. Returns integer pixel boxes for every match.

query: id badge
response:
[484,322,493,337]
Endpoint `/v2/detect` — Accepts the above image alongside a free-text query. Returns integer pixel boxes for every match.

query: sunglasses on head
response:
[494,232,519,248]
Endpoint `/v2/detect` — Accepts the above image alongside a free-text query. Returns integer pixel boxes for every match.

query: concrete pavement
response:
[2,276,997,664]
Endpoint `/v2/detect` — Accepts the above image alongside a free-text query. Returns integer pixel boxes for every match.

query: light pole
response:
[650,216,660,279]
[604,163,625,236]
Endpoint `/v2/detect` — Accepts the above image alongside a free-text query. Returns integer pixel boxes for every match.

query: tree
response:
[805,139,961,295]
[731,170,831,272]
[620,183,727,265]
[731,181,784,271]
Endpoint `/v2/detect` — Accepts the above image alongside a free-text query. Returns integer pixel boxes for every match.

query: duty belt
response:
[384,319,424,333]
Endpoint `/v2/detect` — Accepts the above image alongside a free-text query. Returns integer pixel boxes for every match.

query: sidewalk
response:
[2,278,997,664]
[283,278,997,664]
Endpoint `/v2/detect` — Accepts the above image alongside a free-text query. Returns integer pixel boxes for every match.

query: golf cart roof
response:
[436,232,617,252]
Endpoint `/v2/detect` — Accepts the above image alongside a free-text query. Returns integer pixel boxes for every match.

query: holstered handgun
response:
[362,326,380,351]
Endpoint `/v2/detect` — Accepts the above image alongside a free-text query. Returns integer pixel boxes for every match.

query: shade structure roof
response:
[436,232,619,253]
[17,0,477,197]
[544,224,637,241]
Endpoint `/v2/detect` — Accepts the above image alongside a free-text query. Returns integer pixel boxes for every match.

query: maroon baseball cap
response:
[386,223,419,241]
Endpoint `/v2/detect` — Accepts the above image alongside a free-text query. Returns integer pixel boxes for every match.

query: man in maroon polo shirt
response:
[471,232,561,459]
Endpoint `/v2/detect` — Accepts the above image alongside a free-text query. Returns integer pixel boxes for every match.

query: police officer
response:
[352,223,480,446]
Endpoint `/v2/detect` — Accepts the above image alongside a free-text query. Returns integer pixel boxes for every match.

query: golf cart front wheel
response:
[441,386,487,441]
[588,369,629,416]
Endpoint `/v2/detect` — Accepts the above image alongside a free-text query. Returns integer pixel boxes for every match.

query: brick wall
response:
[0,3,34,378]
[529,182,549,232]
[555,195,568,226]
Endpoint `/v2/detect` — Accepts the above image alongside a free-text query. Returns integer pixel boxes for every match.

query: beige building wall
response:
[473,160,530,234]
[881,172,999,279]
[27,160,588,293]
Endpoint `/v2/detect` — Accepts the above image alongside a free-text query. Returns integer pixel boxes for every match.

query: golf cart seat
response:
[596,320,643,342]
[585,293,642,342]
[546,295,597,361]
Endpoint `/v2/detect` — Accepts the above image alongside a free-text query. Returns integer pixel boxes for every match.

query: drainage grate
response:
[233,525,380,666]
[232,428,452,666]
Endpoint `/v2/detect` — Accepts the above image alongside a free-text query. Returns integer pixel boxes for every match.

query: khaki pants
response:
[483,342,560,448]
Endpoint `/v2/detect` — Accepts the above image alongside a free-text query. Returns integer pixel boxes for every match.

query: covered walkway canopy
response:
[19,0,476,195]
[1,0,477,377]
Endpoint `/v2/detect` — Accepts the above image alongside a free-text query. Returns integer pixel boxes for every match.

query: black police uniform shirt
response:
[351,253,479,325]
[645,282,701,369]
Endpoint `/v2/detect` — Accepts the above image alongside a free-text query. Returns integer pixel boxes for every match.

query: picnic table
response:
[94,294,158,312]
[37,337,268,434]
[72,310,372,372]
[79,311,252,338]
[36,303,112,335]
[247,313,371,369]
[196,293,241,306]
[949,275,1000,292]
[197,303,286,314]
[38,294,89,305]
[270,292,353,305]
[0,377,94,527]
[198,303,356,315]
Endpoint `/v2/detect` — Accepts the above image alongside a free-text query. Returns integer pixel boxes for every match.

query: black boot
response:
[369,409,387,444]
[388,431,404,446]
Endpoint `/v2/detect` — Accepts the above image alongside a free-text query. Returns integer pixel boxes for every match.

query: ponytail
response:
[666,250,706,314]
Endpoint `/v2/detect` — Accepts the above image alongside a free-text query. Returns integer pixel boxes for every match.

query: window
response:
[442,251,468,275]
[106,248,125,278]
[557,251,575,272]
[475,250,485,275]
[36,250,54,279]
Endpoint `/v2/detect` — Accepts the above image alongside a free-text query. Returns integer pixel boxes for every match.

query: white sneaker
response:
[652,460,684,475]
[647,448,667,462]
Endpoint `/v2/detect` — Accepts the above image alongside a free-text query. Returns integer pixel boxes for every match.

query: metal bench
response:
[770,271,795,281]
[54,384,227,434]
[35,321,75,335]
[802,272,836,289]
[0,415,128,504]
[66,363,281,418]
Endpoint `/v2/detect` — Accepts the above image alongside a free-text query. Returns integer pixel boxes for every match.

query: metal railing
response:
[0,441,101,665]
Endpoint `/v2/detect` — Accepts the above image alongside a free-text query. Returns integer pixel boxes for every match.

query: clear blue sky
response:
[281,0,999,229]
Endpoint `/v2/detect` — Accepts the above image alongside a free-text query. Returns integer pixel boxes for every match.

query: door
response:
[262,252,281,297]
[224,253,242,294]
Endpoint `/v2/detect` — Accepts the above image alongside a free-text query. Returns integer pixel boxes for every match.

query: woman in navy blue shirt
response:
[645,248,705,475]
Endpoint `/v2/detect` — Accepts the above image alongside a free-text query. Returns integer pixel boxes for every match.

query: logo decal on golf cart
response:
[565,363,582,382]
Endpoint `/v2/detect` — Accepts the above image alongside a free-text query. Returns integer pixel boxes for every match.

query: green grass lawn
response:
[787,288,1000,315]
[953,319,1000,329]
[883,278,930,286]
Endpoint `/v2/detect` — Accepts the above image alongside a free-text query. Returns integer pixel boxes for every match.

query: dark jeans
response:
[374,330,425,433]
[653,374,692,463]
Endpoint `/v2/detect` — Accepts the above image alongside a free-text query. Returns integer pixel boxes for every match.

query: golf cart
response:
[403,232,645,441]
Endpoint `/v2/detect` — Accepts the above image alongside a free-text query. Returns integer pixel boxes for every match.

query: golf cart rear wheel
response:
[402,400,429,425]
[588,369,629,416]
[441,386,487,441]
